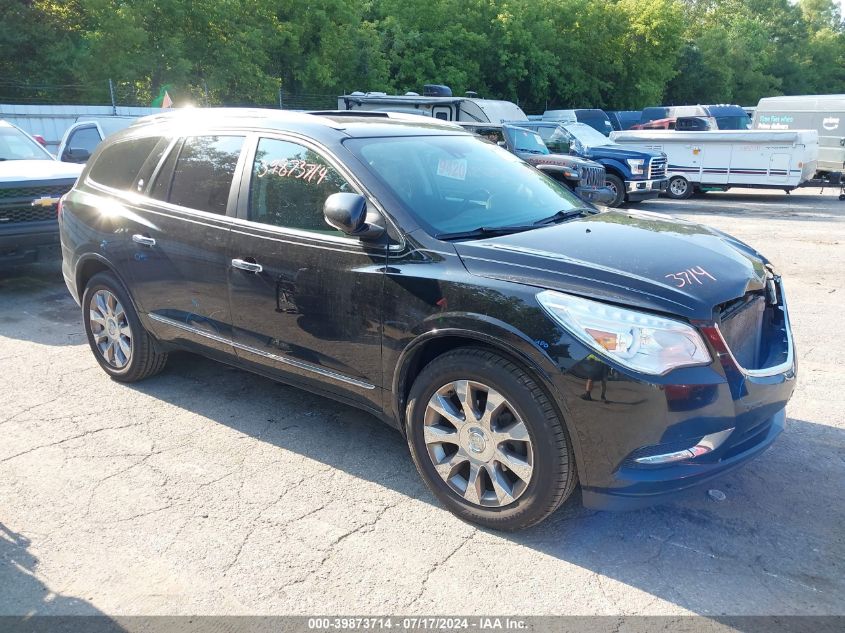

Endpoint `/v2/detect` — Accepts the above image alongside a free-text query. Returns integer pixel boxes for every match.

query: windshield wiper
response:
[436,224,538,241]
[533,207,594,226]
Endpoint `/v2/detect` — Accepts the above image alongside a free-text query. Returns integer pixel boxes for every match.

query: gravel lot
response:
[1,189,843,617]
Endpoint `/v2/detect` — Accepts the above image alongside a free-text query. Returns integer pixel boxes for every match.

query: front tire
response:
[82,271,168,382]
[604,174,626,207]
[406,348,577,531]
[667,175,693,199]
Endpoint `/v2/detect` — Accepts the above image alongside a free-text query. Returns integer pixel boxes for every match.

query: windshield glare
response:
[0,126,53,161]
[348,135,585,237]
[508,128,549,154]
[562,122,611,147]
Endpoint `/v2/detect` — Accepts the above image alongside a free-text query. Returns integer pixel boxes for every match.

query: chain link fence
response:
[0,80,338,111]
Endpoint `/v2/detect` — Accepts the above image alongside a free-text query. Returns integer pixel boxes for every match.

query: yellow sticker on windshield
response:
[437,158,467,181]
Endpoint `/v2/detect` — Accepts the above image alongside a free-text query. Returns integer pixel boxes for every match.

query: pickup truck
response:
[0,120,83,268]
[513,121,669,207]
[460,122,613,205]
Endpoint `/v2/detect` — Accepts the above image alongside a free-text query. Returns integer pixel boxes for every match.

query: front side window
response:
[67,126,101,153]
[347,134,585,238]
[88,137,163,190]
[248,138,351,235]
[168,135,245,214]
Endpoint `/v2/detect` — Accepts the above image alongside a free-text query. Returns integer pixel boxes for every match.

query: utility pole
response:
[108,79,116,115]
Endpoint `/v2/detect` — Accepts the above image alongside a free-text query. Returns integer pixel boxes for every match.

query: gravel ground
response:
[1,189,843,617]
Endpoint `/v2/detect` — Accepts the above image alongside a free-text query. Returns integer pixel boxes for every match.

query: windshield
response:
[0,126,53,161]
[506,127,549,155]
[346,135,586,238]
[714,115,751,130]
[561,122,612,147]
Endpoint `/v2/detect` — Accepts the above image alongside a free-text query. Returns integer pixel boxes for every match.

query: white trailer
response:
[609,129,818,199]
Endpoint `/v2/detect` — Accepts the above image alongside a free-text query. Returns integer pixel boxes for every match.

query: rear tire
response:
[82,271,168,383]
[406,348,577,531]
[604,174,626,207]
[667,175,693,199]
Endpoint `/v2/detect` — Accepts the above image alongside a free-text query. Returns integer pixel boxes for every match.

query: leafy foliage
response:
[0,0,843,110]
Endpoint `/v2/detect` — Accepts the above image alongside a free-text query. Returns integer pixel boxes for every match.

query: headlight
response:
[626,158,645,175]
[536,291,712,375]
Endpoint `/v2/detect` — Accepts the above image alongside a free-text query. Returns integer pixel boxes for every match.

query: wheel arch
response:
[74,254,135,308]
[391,326,584,473]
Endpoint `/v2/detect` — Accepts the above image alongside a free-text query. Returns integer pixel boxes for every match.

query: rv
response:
[753,94,845,178]
[610,129,818,199]
[337,85,527,124]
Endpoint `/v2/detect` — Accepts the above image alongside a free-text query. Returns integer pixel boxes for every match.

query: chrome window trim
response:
[147,313,376,390]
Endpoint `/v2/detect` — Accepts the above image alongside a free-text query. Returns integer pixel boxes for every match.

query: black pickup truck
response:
[0,121,83,268]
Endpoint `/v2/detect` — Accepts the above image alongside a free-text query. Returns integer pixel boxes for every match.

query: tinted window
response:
[150,140,181,201]
[89,137,163,190]
[168,136,245,214]
[249,138,351,235]
[67,126,101,153]
[347,135,584,238]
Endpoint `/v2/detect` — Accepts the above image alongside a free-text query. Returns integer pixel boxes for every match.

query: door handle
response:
[231,258,263,273]
[132,234,156,247]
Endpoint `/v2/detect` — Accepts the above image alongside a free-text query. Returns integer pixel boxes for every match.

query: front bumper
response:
[543,283,795,511]
[625,177,669,200]
[0,220,60,268]
[576,185,615,206]
[582,408,785,510]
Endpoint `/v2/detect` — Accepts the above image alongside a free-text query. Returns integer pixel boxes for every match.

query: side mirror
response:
[63,147,91,163]
[324,193,384,240]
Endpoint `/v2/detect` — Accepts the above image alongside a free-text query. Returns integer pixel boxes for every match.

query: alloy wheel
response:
[88,289,133,369]
[670,177,689,197]
[423,380,534,507]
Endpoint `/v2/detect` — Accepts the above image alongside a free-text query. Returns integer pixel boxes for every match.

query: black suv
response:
[60,109,796,530]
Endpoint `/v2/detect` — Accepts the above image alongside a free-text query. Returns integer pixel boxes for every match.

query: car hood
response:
[453,210,770,320]
[583,144,663,161]
[0,159,83,183]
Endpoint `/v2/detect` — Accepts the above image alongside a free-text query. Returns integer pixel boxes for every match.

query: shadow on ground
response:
[0,522,119,623]
[124,352,845,615]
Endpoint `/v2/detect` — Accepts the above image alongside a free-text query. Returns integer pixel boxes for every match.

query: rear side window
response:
[168,136,245,214]
[88,137,163,190]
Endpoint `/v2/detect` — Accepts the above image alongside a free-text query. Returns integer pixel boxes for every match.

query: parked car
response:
[460,122,613,205]
[61,109,795,530]
[606,110,642,131]
[0,120,83,268]
[515,120,669,206]
[57,116,137,163]
[638,105,750,130]
[631,116,714,131]
[542,109,614,136]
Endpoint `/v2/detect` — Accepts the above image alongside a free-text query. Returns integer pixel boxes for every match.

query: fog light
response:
[634,428,734,465]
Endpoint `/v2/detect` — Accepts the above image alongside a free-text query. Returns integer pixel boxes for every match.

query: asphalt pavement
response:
[1,189,843,617]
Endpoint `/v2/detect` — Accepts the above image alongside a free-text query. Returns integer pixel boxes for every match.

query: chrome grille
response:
[648,156,667,179]
[0,205,57,224]
[580,165,606,189]
[0,184,70,201]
